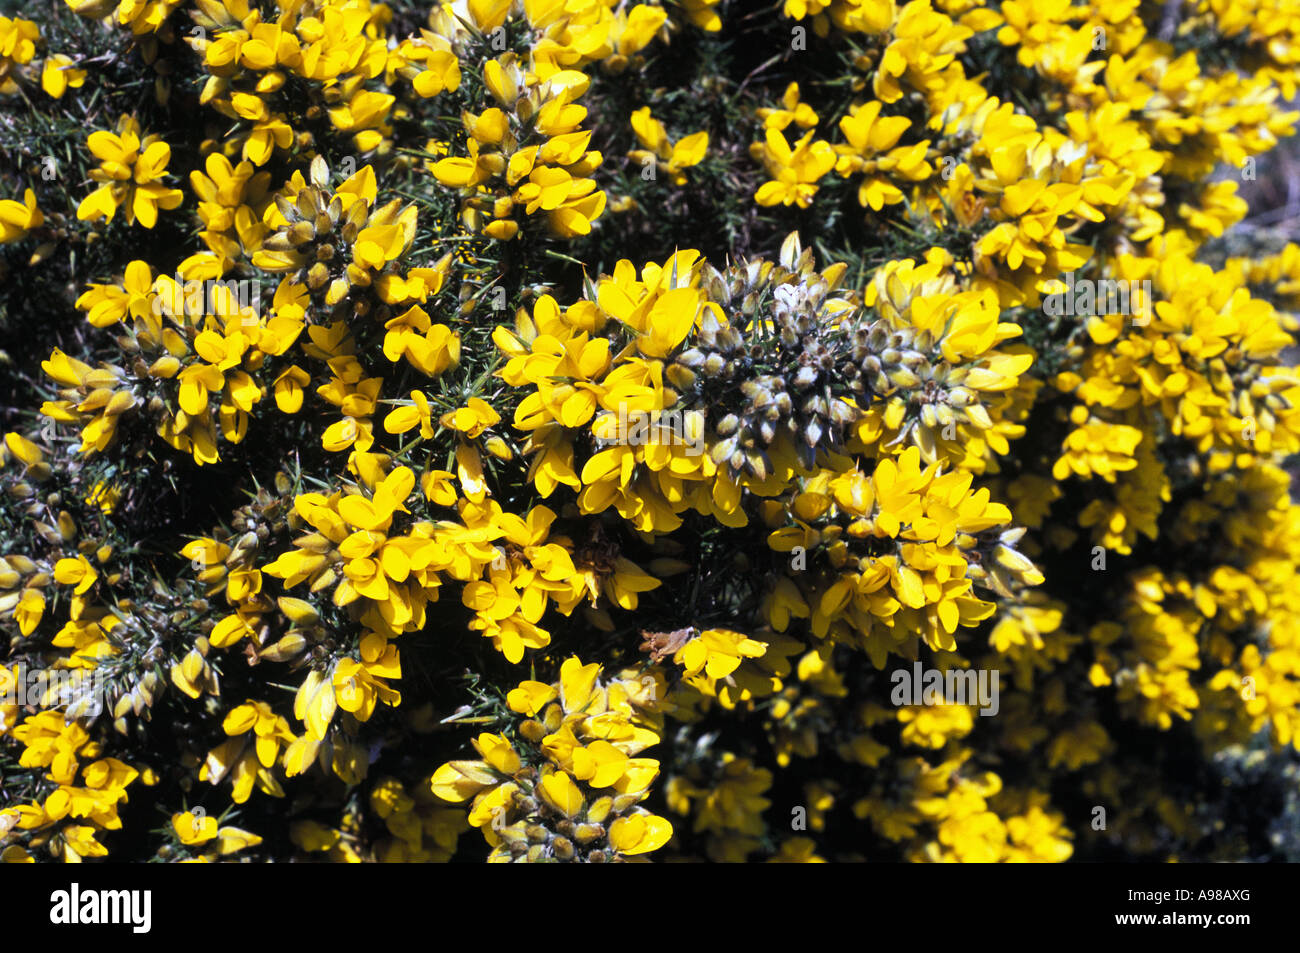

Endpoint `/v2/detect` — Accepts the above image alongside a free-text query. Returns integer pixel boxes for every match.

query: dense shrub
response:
[2,0,1300,863]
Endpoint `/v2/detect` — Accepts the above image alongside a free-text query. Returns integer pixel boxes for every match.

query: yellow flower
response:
[681,0,723,31]
[53,555,97,595]
[172,810,218,845]
[675,628,769,681]
[1051,408,1143,482]
[40,54,86,99]
[76,115,183,228]
[607,812,673,854]
[0,189,43,244]
[386,391,437,439]
[629,107,709,185]
[757,83,819,132]
[440,398,501,438]
[0,16,38,94]
[752,129,836,207]
[333,642,402,724]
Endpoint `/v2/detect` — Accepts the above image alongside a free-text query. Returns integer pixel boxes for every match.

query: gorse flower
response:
[628,108,708,186]
[0,15,39,94]
[752,128,837,208]
[76,115,183,228]
[430,54,607,240]
[0,189,43,244]
[41,54,86,99]
[432,658,672,862]
[1,0,1299,867]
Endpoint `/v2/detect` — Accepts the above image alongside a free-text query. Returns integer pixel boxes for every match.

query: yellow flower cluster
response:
[185,0,397,164]
[432,657,672,861]
[431,55,606,240]
[76,115,183,228]
[3,0,1300,867]
[0,712,147,862]
[0,15,86,100]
